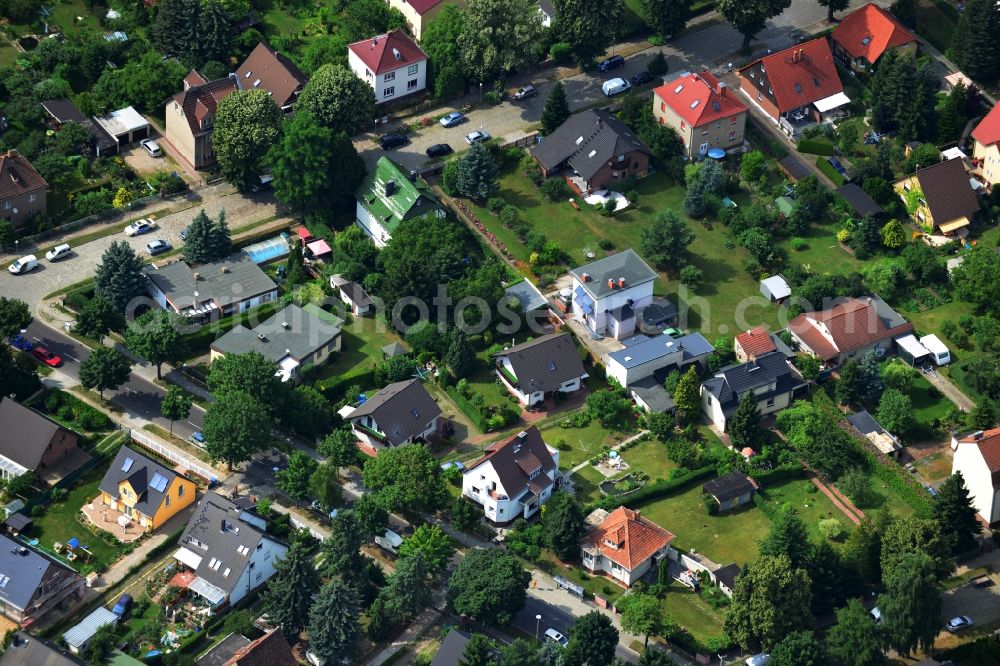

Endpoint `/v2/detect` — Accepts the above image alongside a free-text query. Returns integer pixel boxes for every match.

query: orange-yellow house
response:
[96,446,196,532]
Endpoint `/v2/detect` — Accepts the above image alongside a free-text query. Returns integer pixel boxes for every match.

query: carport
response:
[895,334,932,367]
[93,106,150,150]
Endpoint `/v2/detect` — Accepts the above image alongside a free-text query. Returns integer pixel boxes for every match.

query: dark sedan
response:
[631,71,655,86]
[426,143,453,158]
[379,133,408,150]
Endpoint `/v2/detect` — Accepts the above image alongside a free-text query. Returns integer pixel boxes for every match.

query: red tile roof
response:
[958,427,1000,487]
[972,103,1000,148]
[403,0,445,13]
[653,71,747,128]
[0,150,47,201]
[831,3,917,63]
[225,629,296,666]
[582,507,674,571]
[789,298,913,361]
[172,73,238,136]
[736,326,777,358]
[739,38,843,113]
[348,29,427,76]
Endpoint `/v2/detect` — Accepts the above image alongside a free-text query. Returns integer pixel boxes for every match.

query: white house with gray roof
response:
[174,492,287,608]
[0,535,83,627]
[604,332,715,388]
[209,304,342,383]
[491,333,588,408]
[700,351,807,431]
[570,249,657,340]
[144,254,277,319]
[347,379,442,452]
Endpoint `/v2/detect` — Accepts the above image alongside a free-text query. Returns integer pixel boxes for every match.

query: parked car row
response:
[8,242,74,275]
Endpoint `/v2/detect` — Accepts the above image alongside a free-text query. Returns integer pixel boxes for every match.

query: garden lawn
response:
[911,451,953,484]
[906,372,952,442]
[780,221,864,277]
[25,468,128,573]
[542,420,634,469]
[761,474,852,541]
[617,438,678,482]
[314,316,404,391]
[536,550,627,604]
[661,581,727,646]
[571,464,607,505]
[915,0,957,52]
[468,351,518,407]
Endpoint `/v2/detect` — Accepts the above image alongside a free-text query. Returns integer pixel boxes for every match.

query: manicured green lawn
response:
[764,475,852,541]
[313,315,404,391]
[779,220,864,277]
[467,351,518,407]
[661,581,727,645]
[25,468,129,573]
[542,420,635,469]
[617,438,678,482]
[572,464,607,505]
[907,372,952,443]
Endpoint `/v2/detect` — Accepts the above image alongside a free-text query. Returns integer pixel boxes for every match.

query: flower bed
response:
[599,472,648,497]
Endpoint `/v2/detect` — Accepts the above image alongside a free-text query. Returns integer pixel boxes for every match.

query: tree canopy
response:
[446,549,531,625]
[723,555,812,651]
[552,0,625,62]
[458,0,545,82]
[213,89,283,192]
[261,541,320,637]
[717,0,793,51]
[94,241,148,313]
[201,390,273,469]
[362,444,448,514]
[639,209,694,271]
[297,64,377,136]
[123,310,185,379]
[79,347,131,398]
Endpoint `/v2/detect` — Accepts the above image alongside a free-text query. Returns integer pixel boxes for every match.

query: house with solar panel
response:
[569,249,658,340]
[94,446,197,533]
[355,156,444,247]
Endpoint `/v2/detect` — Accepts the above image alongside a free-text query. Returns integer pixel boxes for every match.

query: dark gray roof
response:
[835,183,883,217]
[382,342,408,357]
[570,249,658,300]
[4,513,32,532]
[531,108,652,180]
[714,563,741,590]
[340,280,374,307]
[99,446,181,518]
[0,397,69,471]
[703,471,756,502]
[430,630,471,666]
[0,632,86,666]
[196,633,253,666]
[537,0,555,19]
[349,379,442,446]
[492,333,587,393]
[179,493,276,595]
[637,298,678,333]
[467,427,556,500]
[144,255,277,311]
[778,154,810,181]
[40,99,86,124]
[915,158,980,225]
[629,376,675,413]
[847,410,886,436]
[210,304,342,362]
[607,332,714,369]
[702,351,804,416]
[0,535,76,612]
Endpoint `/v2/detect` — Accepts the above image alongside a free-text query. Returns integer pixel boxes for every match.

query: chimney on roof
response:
[193,272,201,281]
[220,265,230,273]
[973,430,984,440]
[581,272,590,282]
[517,430,528,440]
[718,81,727,97]
[371,37,378,47]
[608,278,615,290]
[618,277,626,288]
[281,321,289,329]
[5,149,17,158]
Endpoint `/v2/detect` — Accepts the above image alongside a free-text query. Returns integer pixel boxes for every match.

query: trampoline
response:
[243,233,290,265]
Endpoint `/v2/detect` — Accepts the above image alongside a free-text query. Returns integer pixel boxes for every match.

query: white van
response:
[8,255,38,274]
[870,606,882,624]
[45,244,72,262]
[602,78,631,97]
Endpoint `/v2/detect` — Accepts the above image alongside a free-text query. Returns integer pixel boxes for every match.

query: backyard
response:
[660,581,727,647]
[314,315,405,396]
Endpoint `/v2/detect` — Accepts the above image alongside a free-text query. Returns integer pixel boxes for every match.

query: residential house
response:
[734,326,777,362]
[491,333,588,408]
[789,295,914,366]
[429,631,472,666]
[652,71,748,159]
[40,99,117,157]
[893,158,980,236]
[700,351,807,431]
[830,3,917,72]
[0,535,83,627]
[1,632,86,666]
[972,102,1000,190]
[174,492,288,608]
[951,427,1000,524]
[96,446,197,533]
[0,150,47,231]
[348,30,428,104]
[210,304,342,383]
[236,43,307,112]
[62,608,118,655]
[738,39,849,137]
[713,563,741,598]
[569,249,658,339]
[848,409,902,458]
[462,427,560,524]
[835,183,884,218]
[604,332,715,389]
[387,0,464,40]
[0,397,80,480]
[354,156,444,247]
[531,108,652,194]
[216,629,296,666]
[144,254,278,318]
[580,507,675,587]
[702,472,758,511]
[335,279,375,316]
[537,0,555,26]
[347,379,443,452]
[165,71,238,169]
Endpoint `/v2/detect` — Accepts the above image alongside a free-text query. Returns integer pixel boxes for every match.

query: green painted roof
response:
[355,157,442,234]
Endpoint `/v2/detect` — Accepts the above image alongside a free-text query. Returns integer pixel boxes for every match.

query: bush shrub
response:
[541,178,571,202]
[483,91,502,105]
[797,139,835,156]
[549,42,573,64]
[816,157,847,185]
[487,196,506,213]
[790,237,808,251]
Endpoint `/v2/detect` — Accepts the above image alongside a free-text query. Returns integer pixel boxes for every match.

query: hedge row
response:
[445,386,488,432]
[592,464,716,511]
[318,370,378,404]
[816,157,847,185]
[797,138,835,156]
[748,462,803,487]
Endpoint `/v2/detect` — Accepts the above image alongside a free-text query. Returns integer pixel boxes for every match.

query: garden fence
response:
[14,192,163,248]
[128,429,218,483]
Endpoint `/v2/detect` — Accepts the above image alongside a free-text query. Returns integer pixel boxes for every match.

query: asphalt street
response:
[514,595,638,663]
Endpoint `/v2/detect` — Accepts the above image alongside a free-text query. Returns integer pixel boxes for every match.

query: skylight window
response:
[588,149,597,158]
[253,79,261,87]
[548,361,557,371]
[411,409,419,418]
[673,84,684,94]
[223,567,231,577]
[244,70,252,78]
[712,101,720,111]
[0,576,9,588]
[121,457,134,473]
[813,78,821,87]
[575,136,584,145]
[690,99,700,109]
[861,36,872,45]
[150,472,168,493]
[794,83,803,93]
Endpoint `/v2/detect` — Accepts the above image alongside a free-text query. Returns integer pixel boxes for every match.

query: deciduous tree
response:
[458,0,545,82]
[878,552,941,657]
[641,0,690,39]
[0,297,31,340]
[639,209,694,270]
[620,593,665,648]
[723,555,812,651]
[74,296,121,341]
[213,89,283,192]
[297,64,376,137]
[160,385,192,436]
[770,630,827,666]
[207,351,290,415]
[276,450,318,501]
[446,549,531,625]
[564,611,618,666]
[319,427,360,470]
[717,0,792,52]
[542,491,586,560]
[79,347,131,398]
[552,0,624,62]
[952,244,1000,314]
[362,444,448,514]
[397,525,453,576]
[308,462,342,511]
[880,516,953,582]
[124,310,185,379]
[421,6,468,99]
[201,390,273,469]
[817,0,849,23]
[827,599,883,666]
[876,388,915,437]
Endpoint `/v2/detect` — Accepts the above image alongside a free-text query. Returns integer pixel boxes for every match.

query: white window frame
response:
[384,86,395,98]
[407,64,418,75]
[384,71,395,82]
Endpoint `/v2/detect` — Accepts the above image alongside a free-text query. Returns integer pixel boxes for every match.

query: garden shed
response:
[759,275,791,302]
[63,607,118,654]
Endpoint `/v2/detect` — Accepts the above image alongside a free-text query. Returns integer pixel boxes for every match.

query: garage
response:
[93,106,150,152]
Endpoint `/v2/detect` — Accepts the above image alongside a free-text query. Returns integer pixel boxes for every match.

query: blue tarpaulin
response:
[67,537,80,549]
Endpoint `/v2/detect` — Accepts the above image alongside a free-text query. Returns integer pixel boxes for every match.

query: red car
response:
[32,345,62,367]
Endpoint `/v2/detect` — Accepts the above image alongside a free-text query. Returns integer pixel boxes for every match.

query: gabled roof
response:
[607,332,714,369]
[235,43,307,108]
[0,535,77,612]
[224,629,296,666]
[171,73,238,136]
[492,333,587,393]
[429,630,471,666]
[653,71,747,128]
[340,280,375,307]
[0,150,47,201]
[570,249,658,300]
[355,157,442,235]
[714,563,741,590]
[703,471,757,502]
[144,254,277,312]
[956,427,1000,487]
[972,103,1000,148]
[348,29,427,76]
[210,303,342,363]
[913,158,980,226]
[40,99,87,124]
[735,326,777,358]
[349,379,442,446]
[835,183,884,217]
[702,351,804,416]
[531,108,652,181]
[402,0,446,14]
[466,427,557,499]
[0,397,72,472]
[789,296,913,361]
[738,38,843,113]
[99,446,182,518]
[582,507,674,571]
[831,3,917,63]
[1,632,86,666]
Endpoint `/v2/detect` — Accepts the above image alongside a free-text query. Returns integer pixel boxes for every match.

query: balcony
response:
[353,422,386,441]
[495,363,519,388]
